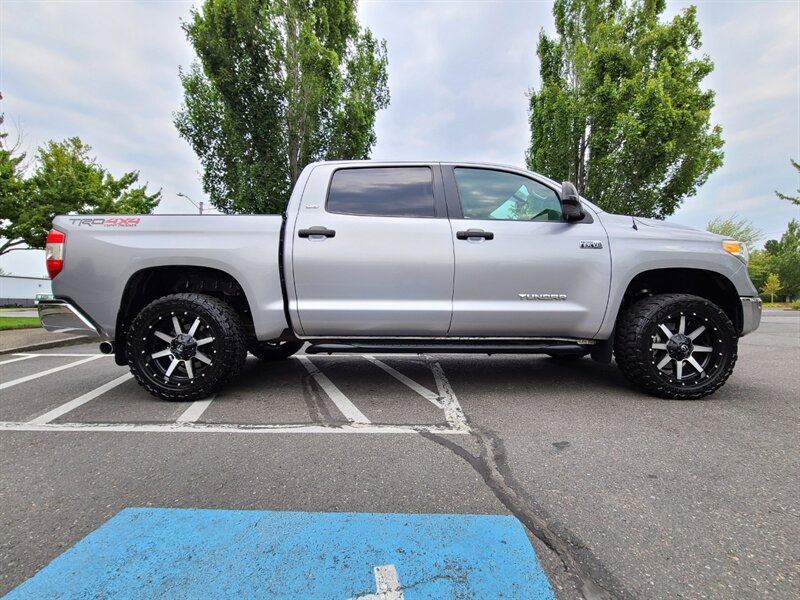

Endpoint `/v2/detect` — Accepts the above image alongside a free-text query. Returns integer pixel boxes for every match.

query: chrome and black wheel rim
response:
[137,310,217,391]
[648,311,724,387]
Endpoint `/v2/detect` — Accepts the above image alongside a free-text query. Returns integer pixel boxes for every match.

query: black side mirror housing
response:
[561,181,585,223]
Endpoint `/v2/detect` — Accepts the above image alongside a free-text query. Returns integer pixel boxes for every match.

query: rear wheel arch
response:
[114,266,255,365]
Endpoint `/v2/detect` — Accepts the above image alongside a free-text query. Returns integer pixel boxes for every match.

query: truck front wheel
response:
[126,293,247,401]
[614,294,737,400]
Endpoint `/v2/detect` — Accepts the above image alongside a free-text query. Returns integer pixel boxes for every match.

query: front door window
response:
[453,168,563,222]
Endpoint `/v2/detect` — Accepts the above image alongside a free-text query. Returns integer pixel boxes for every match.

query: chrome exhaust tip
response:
[99,341,115,355]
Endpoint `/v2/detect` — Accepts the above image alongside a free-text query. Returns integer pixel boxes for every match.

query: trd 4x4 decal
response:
[69,218,141,227]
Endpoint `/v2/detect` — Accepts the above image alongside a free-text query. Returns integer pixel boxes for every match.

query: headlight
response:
[723,240,749,264]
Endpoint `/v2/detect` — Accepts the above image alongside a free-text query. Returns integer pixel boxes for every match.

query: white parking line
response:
[28,373,133,424]
[1,353,469,435]
[0,355,104,390]
[0,355,37,367]
[176,396,216,424]
[363,355,443,409]
[427,357,470,431]
[297,356,371,423]
[0,421,468,435]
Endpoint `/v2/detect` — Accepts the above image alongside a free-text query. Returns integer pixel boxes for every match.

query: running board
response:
[304,342,589,356]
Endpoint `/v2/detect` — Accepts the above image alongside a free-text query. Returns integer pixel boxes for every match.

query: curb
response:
[0,335,92,355]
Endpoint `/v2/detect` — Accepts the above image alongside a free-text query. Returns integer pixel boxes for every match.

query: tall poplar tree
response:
[175,0,390,214]
[527,0,723,218]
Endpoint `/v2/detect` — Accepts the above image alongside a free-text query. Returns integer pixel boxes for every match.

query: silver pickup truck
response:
[39,161,761,401]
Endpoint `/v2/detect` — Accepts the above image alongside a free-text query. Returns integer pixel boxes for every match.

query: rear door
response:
[444,165,611,339]
[291,164,455,337]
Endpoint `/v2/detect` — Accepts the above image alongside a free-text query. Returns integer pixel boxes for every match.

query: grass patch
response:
[0,317,41,331]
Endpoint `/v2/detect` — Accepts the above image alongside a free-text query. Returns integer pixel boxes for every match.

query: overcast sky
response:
[1,0,798,277]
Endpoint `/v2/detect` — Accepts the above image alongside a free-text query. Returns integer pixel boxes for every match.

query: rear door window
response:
[327,167,435,218]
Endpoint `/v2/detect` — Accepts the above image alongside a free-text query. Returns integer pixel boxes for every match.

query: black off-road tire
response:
[127,293,247,401]
[614,293,738,400]
[249,340,303,361]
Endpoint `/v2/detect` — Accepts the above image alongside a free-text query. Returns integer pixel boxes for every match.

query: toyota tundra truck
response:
[38,161,762,401]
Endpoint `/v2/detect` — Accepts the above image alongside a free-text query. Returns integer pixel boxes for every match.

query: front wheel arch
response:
[612,268,742,337]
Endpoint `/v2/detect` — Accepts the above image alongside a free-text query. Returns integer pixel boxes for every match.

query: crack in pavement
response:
[420,424,631,600]
[301,371,337,424]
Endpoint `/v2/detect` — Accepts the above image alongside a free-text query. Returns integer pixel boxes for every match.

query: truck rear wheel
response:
[127,293,247,401]
[249,340,303,361]
[614,294,737,400]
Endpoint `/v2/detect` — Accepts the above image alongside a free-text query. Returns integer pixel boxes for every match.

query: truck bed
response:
[50,214,288,340]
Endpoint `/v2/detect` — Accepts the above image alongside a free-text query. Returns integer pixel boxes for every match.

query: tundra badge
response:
[519,294,567,301]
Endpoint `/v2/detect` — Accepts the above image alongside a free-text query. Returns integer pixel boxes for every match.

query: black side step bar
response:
[305,343,589,356]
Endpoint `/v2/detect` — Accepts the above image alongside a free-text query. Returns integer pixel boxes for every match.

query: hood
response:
[633,217,728,241]
[632,217,700,232]
[597,213,727,241]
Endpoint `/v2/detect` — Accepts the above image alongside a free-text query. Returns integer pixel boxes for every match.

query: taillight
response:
[45,229,65,279]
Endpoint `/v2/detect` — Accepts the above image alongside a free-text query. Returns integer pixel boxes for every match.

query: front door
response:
[291,164,455,337]
[444,166,611,339]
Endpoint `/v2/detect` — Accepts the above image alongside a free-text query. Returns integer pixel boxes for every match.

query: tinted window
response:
[454,168,563,222]
[327,167,435,217]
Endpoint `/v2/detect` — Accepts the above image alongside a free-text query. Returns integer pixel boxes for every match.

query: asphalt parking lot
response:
[1,309,798,599]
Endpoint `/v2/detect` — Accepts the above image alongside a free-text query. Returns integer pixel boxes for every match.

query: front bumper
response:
[38,300,104,338]
[740,296,762,336]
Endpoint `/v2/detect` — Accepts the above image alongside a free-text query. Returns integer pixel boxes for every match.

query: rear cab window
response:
[327,167,435,218]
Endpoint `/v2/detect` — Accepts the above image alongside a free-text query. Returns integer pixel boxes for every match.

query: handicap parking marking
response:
[4,508,555,599]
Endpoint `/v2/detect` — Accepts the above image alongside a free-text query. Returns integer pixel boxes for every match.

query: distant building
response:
[0,275,52,308]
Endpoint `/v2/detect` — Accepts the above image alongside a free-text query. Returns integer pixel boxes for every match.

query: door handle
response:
[298,227,336,238]
[456,229,494,240]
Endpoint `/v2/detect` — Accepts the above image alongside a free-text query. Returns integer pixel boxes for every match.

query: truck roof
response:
[310,160,603,213]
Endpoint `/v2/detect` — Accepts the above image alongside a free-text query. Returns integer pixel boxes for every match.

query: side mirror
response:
[561,181,585,223]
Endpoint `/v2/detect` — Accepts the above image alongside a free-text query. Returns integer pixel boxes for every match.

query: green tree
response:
[0,137,160,255]
[0,114,30,256]
[175,0,390,215]
[760,273,782,304]
[747,248,771,293]
[764,220,800,300]
[774,159,799,206]
[706,215,764,247]
[527,0,724,218]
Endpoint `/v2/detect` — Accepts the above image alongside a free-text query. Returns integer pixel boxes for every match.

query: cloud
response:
[0,0,203,214]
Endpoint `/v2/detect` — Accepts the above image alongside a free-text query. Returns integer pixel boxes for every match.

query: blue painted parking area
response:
[4,508,555,599]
